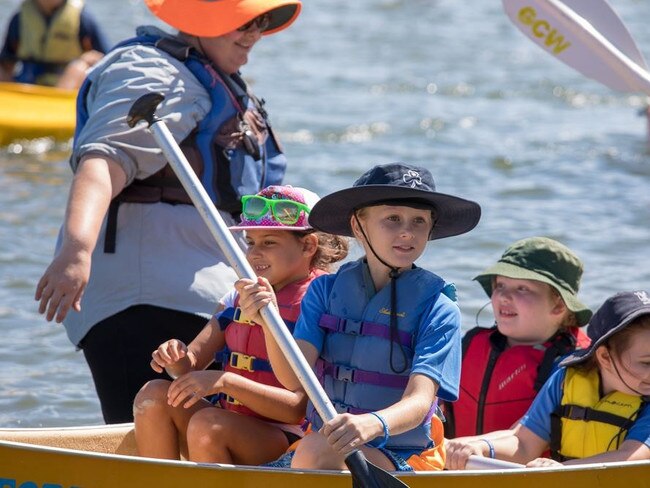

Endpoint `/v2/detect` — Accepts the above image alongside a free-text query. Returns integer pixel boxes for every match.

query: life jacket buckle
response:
[230,351,255,372]
[239,118,262,161]
[232,308,255,325]
[335,366,355,382]
[342,318,362,335]
[566,405,589,420]
[225,394,242,406]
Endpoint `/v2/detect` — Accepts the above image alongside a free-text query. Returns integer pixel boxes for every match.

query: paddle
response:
[502,0,650,95]
[126,93,409,488]
[466,455,524,470]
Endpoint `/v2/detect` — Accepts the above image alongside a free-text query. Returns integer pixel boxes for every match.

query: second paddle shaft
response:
[542,0,650,94]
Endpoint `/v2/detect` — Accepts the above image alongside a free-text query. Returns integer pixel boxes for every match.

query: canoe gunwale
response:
[0,433,649,477]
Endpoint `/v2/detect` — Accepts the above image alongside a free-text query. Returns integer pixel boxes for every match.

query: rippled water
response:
[1,0,649,427]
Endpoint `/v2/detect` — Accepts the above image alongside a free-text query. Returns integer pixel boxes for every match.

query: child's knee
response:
[186,408,225,445]
[292,432,334,469]
[132,379,171,417]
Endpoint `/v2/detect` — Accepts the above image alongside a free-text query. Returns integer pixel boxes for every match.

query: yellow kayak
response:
[0,81,76,145]
[0,423,649,488]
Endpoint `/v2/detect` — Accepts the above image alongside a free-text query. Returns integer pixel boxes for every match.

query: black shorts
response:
[80,304,210,424]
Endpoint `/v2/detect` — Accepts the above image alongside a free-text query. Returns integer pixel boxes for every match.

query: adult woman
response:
[35,0,302,424]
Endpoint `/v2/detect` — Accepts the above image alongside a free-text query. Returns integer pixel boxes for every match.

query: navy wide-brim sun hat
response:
[309,163,481,240]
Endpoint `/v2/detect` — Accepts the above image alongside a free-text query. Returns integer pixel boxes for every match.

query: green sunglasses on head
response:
[241,195,311,226]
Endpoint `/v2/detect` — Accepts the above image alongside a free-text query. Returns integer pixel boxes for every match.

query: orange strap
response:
[406,416,446,471]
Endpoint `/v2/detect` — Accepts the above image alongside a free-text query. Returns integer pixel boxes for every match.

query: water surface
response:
[0,0,648,426]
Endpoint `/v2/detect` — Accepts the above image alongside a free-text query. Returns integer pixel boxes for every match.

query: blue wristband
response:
[369,412,390,449]
[480,438,495,459]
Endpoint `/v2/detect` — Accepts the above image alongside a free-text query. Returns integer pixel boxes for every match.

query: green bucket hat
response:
[474,237,592,326]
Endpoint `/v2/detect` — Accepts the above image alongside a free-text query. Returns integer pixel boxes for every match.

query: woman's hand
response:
[35,245,91,323]
[150,339,189,373]
[234,276,277,326]
[167,370,226,408]
[444,438,487,470]
[321,413,384,457]
[34,155,127,323]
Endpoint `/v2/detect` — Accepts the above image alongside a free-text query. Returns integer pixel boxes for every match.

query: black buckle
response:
[567,405,589,420]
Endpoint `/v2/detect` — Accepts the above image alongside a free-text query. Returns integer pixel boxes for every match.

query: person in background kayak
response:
[0,0,109,89]
[34,0,302,424]
[237,163,481,472]
[134,185,347,465]
[443,237,592,439]
[446,290,650,469]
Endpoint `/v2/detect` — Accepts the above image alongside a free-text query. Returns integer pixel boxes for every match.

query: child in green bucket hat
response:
[444,237,592,440]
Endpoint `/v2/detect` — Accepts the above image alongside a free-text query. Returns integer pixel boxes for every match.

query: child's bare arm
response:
[321,374,436,457]
[150,316,225,378]
[219,373,308,424]
[186,316,226,370]
[445,423,547,469]
[561,439,650,465]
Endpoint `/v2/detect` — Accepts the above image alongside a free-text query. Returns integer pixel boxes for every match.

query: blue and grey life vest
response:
[74,31,286,252]
[308,259,454,450]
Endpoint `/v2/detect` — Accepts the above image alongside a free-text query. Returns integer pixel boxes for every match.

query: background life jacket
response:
[444,326,590,438]
[550,367,645,461]
[215,270,324,422]
[16,0,84,85]
[74,32,287,252]
[307,260,455,450]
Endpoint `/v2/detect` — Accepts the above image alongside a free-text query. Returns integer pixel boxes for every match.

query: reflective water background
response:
[0,0,649,426]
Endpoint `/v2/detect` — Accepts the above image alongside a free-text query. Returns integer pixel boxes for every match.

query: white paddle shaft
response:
[466,455,525,470]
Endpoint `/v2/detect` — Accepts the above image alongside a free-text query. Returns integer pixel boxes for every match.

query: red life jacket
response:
[216,270,324,421]
[444,326,590,438]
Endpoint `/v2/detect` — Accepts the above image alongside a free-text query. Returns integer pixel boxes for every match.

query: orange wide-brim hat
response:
[144,0,302,37]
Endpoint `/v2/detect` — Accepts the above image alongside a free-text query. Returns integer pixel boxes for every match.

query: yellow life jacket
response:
[550,367,644,460]
[16,0,84,85]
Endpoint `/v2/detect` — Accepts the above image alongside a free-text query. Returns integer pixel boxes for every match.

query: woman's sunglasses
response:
[241,195,310,225]
[237,13,272,32]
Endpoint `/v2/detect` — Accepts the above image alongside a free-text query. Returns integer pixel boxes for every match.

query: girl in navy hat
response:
[236,162,481,472]
[446,290,650,469]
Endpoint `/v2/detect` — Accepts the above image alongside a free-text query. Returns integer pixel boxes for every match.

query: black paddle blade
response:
[345,450,409,488]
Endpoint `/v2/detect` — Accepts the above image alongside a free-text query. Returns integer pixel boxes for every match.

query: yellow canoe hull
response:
[0,424,649,488]
[0,81,76,145]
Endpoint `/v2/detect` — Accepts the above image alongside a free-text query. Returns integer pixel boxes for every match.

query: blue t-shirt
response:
[521,368,650,447]
[293,262,462,402]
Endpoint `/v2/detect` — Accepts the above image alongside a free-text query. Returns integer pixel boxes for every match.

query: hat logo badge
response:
[403,170,422,188]
[634,291,650,305]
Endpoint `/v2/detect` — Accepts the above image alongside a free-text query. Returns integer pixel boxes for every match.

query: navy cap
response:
[560,290,650,367]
